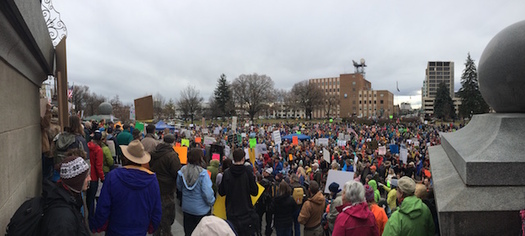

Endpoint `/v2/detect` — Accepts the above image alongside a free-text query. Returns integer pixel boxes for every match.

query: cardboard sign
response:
[212,153,220,161]
[324,170,354,194]
[289,154,293,161]
[134,95,154,121]
[195,137,202,143]
[213,183,264,220]
[173,146,187,164]
[292,136,298,146]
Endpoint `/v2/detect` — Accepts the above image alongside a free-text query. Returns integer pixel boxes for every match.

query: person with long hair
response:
[177,148,216,236]
[271,181,298,236]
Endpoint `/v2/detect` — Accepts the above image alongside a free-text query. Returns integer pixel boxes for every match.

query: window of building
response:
[380,94,384,97]
[380,100,384,104]
[353,101,356,104]
[374,101,376,104]
[359,101,361,104]
[352,81,356,85]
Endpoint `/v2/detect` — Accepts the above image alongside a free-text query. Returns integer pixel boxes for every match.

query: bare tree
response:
[109,95,131,123]
[153,93,166,120]
[231,73,275,121]
[291,81,324,119]
[324,94,340,118]
[84,92,106,117]
[177,86,203,124]
[163,98,176,119]
[71,85,89,114]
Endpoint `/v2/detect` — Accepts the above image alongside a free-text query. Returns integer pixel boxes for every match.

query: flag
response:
[67,87,73,99]
[396,81,400,92]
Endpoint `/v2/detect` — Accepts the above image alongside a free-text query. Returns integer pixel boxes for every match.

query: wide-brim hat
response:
[121,140,151,164]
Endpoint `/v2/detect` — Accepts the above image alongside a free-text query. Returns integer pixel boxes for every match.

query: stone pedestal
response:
[429,114,525,235]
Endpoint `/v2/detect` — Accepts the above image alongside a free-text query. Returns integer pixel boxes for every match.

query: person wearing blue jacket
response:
[177,148,216,236]
[90,140,162,236]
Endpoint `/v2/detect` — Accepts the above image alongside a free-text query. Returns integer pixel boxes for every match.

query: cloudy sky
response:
[52,0,524,109]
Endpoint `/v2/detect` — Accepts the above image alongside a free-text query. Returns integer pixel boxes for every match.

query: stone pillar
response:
[430,20,525,236]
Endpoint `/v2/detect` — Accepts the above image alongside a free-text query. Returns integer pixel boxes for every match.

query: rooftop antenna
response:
[352,58,367,78]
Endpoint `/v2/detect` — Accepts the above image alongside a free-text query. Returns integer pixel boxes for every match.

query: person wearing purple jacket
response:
[90,140,162,236]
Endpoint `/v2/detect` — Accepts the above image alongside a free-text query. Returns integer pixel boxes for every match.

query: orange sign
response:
[195,137,202,143]
[292,136,298,146]
[173,146,188,164]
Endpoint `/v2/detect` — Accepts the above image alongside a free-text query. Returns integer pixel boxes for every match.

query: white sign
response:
[378,146,386,155]
[323,148,330,162]
[204,136,216,146]
[232,116,237,133]
[318,138,329,146]
[273,130,282,144]
[338,133,345,140]
[337,140,346,147]
[241,133,247,138]
[213,127,220,135]
[202,128,209,134]
[400,145,408,165]
[324,170,354,194]
[255,144,268,158]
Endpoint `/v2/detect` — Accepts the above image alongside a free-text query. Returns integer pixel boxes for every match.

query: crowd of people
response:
[36,106,460,235]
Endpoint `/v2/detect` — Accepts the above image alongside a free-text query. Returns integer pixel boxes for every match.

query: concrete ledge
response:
[440,113,525,186]
[429,145,525,235]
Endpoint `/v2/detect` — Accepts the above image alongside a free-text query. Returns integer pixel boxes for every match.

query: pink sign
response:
[212,153,220,161]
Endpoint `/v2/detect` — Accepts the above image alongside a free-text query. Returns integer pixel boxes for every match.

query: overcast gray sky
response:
[52,0,524,109]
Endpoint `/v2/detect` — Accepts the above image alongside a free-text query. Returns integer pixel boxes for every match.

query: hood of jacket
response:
[398,195,426,219]
[114,166,157,190]
[230,164,249,177]
[179,164,205,189]
[150,143,175,160]
[309,191,325,205]
[336,202,371,220]
[368,180,378,191]
[88,141,99,153]
[207,160,219,176]
[55,132,76,150]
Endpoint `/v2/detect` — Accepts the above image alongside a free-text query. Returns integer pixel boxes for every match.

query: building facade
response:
[309,73,394,119]
[422,61,458,115]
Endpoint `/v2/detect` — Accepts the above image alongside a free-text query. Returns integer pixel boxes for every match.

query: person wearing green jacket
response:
[101,133,114,175]
[383,176,435,236]
[367,179,381,203]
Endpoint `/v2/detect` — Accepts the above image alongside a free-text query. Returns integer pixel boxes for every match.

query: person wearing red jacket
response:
[86,130,105,218]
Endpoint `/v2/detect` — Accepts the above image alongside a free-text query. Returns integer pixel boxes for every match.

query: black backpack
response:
[5,186,72,236]
[5,197,46,236]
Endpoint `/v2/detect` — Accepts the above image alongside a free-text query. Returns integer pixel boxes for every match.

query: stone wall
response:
[0,0,54,233]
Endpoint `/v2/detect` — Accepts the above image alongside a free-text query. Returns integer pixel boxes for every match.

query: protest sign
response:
[318,138,329,146]
[204,136,216,146]
[400,145,408,165]
[173,146,187,164]
[323,148,330,162]
[324,170,354,194]
[378,146,387,155]
[338,133,345,140]
[273,130,281,144]
[134,95,154,121]
[249,148,255,164]
[241,133,247,138]
[135,122,144,132]
[292,136,298,146]
[213,127,220,135]
[337,140,346,147]
[212,153,220,161]
[249,138,257,148]
[202,128,209,134]
[181,139,189,147]
[195,137,201,143]
[289,154,293,161]
[232,116,237,133]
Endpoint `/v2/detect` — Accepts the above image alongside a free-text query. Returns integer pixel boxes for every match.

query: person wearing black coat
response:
[271,181,298,236]
[41,156,91,236]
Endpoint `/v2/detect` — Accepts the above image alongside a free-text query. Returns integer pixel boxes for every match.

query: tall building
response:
[309,72,394,119]
[422,61,459,115]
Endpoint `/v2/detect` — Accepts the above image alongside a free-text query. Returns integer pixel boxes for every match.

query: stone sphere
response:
[98,102,113,115]
[478,20,525,113]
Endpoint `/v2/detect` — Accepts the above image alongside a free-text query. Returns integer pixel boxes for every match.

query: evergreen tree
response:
[213,74,233,118]
[434,82,456,121]
[457,53,490,118]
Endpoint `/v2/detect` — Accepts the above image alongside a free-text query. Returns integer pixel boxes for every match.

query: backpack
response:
[5,197,45,236]
[292,187,305,205]
[6,183,78,236]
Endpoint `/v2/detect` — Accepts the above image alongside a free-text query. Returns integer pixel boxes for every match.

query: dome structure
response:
[98,102,113,115]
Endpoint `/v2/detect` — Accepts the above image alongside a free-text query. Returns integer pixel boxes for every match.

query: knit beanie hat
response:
[60,156,90,193]
[364,184,375,202]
